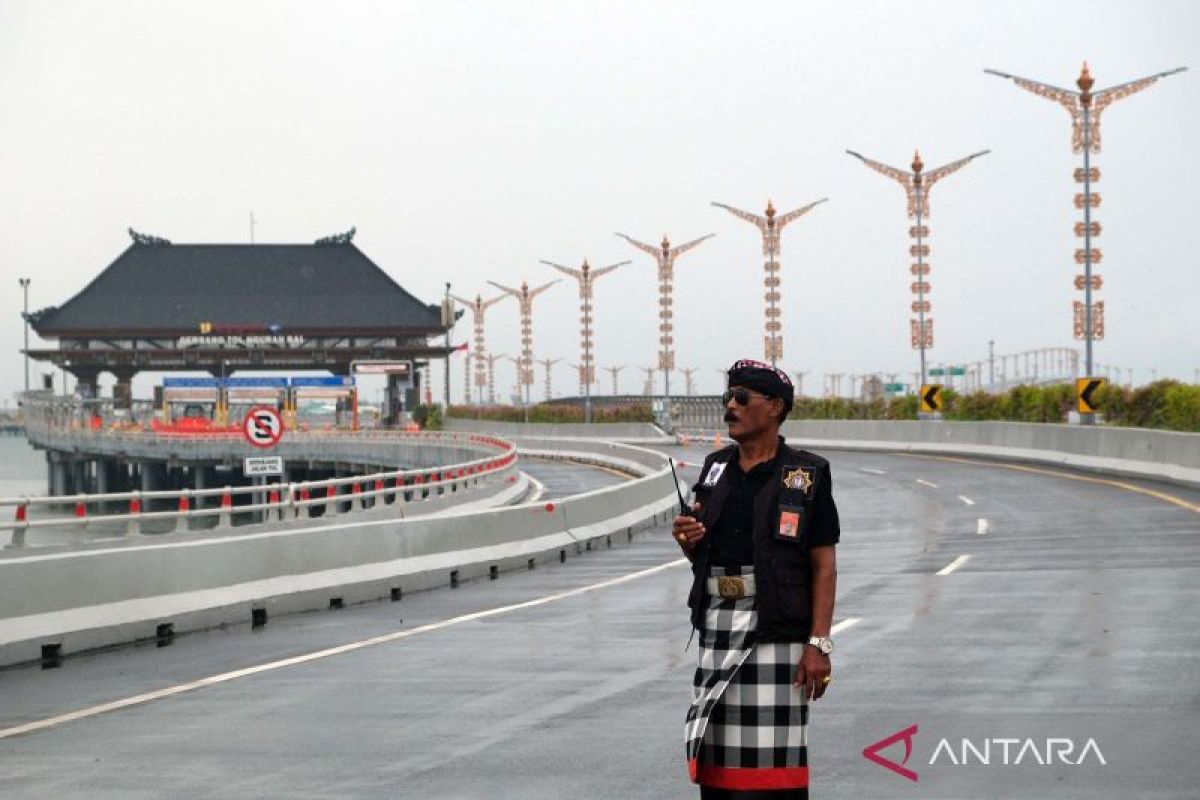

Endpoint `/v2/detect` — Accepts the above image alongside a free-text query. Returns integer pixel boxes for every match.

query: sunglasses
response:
[722,387,770,406]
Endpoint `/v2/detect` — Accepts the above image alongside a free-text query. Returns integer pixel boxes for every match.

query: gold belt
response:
[707,574,756,599]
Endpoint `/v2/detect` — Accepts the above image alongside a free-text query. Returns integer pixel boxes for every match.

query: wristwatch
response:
[806,635,834,655]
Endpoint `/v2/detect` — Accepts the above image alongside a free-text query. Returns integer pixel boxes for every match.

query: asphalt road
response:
[1,445,1197,799]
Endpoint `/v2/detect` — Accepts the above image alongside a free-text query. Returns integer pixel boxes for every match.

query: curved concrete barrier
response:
[444,418,671,443]
[680,420,1200,489]
[0,439,678,667]
[4,431,520,548]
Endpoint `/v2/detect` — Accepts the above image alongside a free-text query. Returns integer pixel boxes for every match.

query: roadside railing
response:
[3,430,519,549]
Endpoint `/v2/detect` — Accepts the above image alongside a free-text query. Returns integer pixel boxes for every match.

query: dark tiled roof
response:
[32,242,444,335]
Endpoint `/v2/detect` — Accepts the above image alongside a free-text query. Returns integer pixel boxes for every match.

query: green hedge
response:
[446,403,655,424]
[785,380,1199,432]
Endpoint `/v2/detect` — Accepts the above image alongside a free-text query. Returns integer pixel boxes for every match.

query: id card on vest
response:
[776,463,817,544]
[700,461,727,488]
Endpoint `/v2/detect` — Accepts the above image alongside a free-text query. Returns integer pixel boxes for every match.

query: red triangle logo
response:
[863,723,919,782]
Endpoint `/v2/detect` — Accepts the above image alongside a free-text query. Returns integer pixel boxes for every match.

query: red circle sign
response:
[241,406,285,449]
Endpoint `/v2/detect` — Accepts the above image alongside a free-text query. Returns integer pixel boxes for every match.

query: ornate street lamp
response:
[541,257,628,422]
[846,148,989,389]
[712,197,827,366]
[985,62,1186,422]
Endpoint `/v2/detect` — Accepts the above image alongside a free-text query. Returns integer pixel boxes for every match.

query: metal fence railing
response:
[3,428,519,549]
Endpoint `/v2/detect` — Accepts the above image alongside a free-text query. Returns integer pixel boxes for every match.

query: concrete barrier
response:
[0,440,677,667]
[765,420,1200,489]
[444,418,670,442]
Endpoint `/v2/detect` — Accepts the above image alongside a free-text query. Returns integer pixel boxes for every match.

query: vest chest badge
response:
[782,466,814,496]
[702,462,727,488]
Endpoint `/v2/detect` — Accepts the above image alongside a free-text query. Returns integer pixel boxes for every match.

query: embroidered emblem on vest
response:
[782,466,814,495]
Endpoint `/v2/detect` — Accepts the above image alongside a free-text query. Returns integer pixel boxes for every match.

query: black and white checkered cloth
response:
[685,566,810,792]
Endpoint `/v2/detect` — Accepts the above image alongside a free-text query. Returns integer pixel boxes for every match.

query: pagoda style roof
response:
[31,233,445,337]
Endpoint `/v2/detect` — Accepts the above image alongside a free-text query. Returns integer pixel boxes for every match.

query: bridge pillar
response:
[70,368,101,401]
[111,368,137,410]
[47,452,69,496]
[193,466,214,510]
[141,461,167,510]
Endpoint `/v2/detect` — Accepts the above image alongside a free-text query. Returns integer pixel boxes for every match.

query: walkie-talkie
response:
[668,458,695,518]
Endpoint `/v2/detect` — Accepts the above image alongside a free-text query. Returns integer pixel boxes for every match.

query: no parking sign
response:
[241,406,284,449]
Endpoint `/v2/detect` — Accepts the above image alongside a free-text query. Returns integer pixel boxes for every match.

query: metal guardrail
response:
[3,430,519,548]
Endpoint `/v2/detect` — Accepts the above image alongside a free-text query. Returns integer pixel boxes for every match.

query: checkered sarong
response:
[685,566,810,791]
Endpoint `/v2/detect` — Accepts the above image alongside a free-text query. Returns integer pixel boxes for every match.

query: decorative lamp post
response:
[541,257,628,423]
[616,231,714,427]
[603,364,625,396]
[985,62,1186,422]
[711,198,827,366]
[487,279,559,422]
[537,357,562,402]
[18,278,31,393]
[450,291,511,405]
[846,147,989,389]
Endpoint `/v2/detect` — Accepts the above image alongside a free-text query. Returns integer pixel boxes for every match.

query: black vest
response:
[686,440,833,642]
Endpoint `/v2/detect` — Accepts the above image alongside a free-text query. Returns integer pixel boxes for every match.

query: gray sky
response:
[1,0,1197,405]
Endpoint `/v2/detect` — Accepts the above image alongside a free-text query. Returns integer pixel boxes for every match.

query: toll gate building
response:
[24,228,452,423]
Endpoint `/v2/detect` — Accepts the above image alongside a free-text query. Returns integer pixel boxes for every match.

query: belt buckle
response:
[717,576,745,600]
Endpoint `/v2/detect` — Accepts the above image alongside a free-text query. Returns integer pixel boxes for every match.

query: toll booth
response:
[353,360,412,427]
[222,377,289,428]
[290,376,358,431]
[158,377,221,432]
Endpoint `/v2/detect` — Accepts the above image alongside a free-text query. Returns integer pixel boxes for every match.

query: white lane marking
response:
[831,617,862,634]
[936,554,971,576]
[957,495,975,506]
[976,518,990,535]
[859,468,887,475]
[916,479,939,489]
[0,557,692,740]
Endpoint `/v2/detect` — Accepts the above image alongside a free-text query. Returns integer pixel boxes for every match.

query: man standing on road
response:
[675,359,840,798]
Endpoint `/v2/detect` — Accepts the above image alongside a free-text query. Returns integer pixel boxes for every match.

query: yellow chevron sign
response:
[1076,377,1105,414]
[919,384,943,413]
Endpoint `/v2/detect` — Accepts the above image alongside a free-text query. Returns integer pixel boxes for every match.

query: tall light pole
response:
[461,352,472,406]
[441,283,454,409]
[680,367,698,397]
[487,279,558,423]
[450,291,511,405]
[616,231,714,428]
[483,352,508,405]
[603,364,625,396]
[537,357,561,402]
[985,63,1186,423]
[18,278,31,393]
[846,148,989,390]
[639,366,656,396]
[541,257,628,423]
[712,198,827,366]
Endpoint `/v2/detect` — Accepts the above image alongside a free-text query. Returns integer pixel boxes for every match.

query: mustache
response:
[724,411,738,422]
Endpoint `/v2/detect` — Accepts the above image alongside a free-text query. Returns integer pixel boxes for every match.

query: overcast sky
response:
[1,0,1196,406]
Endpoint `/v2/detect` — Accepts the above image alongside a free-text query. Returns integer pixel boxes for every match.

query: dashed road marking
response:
[859,468,887,475]
[936,554,971,576]
[977,518,990,535]
[916,479,939,489]
[957,495,975,506]
[832,617,862,634]
[900,454,1200,515]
